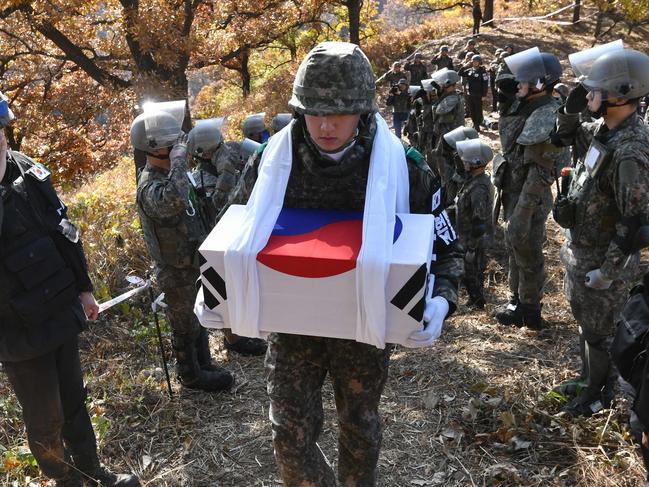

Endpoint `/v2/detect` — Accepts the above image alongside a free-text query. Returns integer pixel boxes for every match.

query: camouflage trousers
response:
[266,333,390,487]
[503,191,551,305]
[462,243,486,300]
[562,257,630,393]
[156,266,201,338]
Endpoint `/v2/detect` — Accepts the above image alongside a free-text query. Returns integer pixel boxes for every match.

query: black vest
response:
[0,152,85,361]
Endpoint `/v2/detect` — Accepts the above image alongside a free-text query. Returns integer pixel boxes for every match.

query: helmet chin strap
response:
[146,147,172,160]
[589,101,608,118]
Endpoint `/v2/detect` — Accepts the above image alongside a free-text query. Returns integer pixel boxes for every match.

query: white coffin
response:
[194,205,435,346]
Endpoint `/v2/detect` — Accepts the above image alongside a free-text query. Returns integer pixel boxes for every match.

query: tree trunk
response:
[346,0,362,45]
[240,50,252,98]
[572,0,581,23]
[483,0,494,26]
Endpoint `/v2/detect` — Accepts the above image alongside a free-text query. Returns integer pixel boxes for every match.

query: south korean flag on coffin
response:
[194,205,439,346]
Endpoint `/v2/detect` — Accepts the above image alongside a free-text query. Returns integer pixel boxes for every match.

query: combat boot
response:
[54,471,84,487]
[195,327,223,372]
[520,303,543,330]
[223,329,267,356]
[493,295,523,326]
[465,288,485,309]
[173,333,234,392]
[224,336,268,356]
[562,388,610,417]
[74,454,140,487]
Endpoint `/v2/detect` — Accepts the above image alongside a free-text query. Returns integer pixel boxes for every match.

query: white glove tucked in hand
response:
[584,268,612,290]
[405,295,449,348]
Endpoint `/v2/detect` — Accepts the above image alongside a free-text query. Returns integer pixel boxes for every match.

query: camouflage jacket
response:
[456,172,494,250]
[431,55,455,72]
[136,154,208,270]
[555,111,649,279]
[384,70,411,87]
[500,95,569,215]
[414,96,435,135]
[404,62,429,86]
[433,91,464,139]
[225,115,463,312]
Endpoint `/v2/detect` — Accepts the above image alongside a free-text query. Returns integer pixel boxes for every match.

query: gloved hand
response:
[565,84,588,115]
[405,296,449,348]
[170,133,189,163]
[585,268,612,290]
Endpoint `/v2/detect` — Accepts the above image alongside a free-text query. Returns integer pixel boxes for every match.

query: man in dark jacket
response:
[431,46,455,72]
[386,78,411,138]
[0,130,139,487]
[405,53,429,86]
[472,0,483,35]
[458,54,489,131]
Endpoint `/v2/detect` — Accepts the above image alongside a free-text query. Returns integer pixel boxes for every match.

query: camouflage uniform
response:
[554,111,649,407]
[431,91,465,183]
[226,114,463,486]
[404,60,429,86]
[136,149,232,389]
[383,69,410,87]
[413,94,437,166]
[456,172,494,304]
[498,95,569,321]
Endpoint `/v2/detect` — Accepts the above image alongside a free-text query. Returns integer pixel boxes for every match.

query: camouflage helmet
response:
[431,68,460,88]
[456,139,493,167]
[443,126,479,149]
[289,41,377,115]
[582,49,649,100]
[130,110,181,152]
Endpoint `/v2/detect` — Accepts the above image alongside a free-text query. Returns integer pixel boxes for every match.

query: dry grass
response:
[2,15,649,487]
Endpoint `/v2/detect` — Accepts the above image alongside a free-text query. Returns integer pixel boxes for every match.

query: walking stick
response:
[148,284,173,398]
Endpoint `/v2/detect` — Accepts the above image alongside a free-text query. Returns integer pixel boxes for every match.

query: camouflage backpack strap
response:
[516,101,560,146]
[435,93,460,115]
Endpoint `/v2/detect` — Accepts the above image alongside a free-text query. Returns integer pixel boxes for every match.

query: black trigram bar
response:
[390,264,427,311]
[202,284,220,309]
[199,252,207,267]
[202,266,227,300]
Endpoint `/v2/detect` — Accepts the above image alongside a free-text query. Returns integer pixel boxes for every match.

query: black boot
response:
[195,327,222,372]
[54,471,84,487]
[493,295,523,326]
[563,388,609,417]
[465,288,486,310]
[82,466,140,487]
[173,333,234,392]
[520,303,543,330]
[223,331,267,357]
[74,456,140,487]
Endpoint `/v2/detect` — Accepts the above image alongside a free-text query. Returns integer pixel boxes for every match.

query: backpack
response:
[610,272,649,390]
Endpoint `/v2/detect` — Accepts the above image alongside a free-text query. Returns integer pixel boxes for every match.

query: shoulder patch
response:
[9,150,51,181]
[435,94,460,115]
[516,101,560,146]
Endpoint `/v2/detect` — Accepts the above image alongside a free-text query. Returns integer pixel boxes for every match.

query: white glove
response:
[405,296,449,348]
[584,268,612,290]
